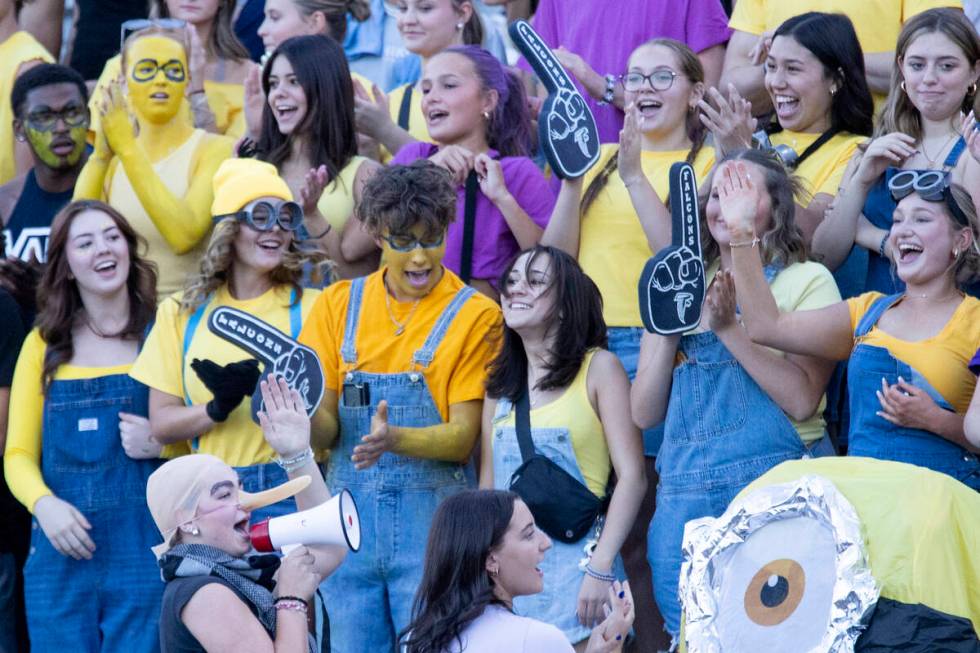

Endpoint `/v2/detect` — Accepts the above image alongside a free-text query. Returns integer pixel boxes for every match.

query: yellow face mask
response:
[125,35,188,124]
[379,223,447,301]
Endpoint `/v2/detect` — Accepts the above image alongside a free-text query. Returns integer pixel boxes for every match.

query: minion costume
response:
[678,457,980,652]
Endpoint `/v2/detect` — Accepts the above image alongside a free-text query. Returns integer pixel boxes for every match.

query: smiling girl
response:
[813,8,980,297]
[4,200,162,651]
[479,246,645,649]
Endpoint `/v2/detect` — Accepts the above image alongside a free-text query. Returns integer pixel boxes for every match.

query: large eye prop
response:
[680,475,879,652]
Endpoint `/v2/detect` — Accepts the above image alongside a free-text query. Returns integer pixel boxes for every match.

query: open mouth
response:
[774,94,800,118]
[258,238,283,251]
[275,104,298,121]
[897,242,924,264]
[94,260,117,275]
[405,269,431,288]
[636,98,663,117]
[426,109,449,126]
[150,92,169,101]
[233,517,250,539]
[508,301,532,311]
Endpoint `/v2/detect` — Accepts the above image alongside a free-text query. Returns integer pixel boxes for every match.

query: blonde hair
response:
[949,184,980,286]
[180,219,332,313]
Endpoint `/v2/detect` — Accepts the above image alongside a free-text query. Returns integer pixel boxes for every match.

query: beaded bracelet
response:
[274,598,309,615]
[276,447,313,472]
[275,595,309,606]
[584,563,616,583]
[730,237,760,249]
[878,233,889,259]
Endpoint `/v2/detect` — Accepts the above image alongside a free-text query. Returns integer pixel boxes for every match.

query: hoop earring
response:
[969,82,978,96]
[900,80,907,94]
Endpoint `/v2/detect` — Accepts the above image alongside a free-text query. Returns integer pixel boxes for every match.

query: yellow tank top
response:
[316,155,369,233]
[495,349,610,497]
[108,129,208,298]
[0,31,54,184]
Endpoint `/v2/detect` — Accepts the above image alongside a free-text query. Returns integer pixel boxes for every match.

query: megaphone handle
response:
[280,543,301,556]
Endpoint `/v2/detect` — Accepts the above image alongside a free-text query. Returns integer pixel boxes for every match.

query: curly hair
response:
[180,218,330,313]
[700,148,808,269]
[357,161,457,239]
[36,200,158,392]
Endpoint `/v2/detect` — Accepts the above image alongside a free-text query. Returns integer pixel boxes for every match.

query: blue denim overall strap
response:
[323,278,474,653]
[181,288,300,450]
[26,372,162,652]
[846,293,980,489]
[650,264,806,637]
[491,398,623,643]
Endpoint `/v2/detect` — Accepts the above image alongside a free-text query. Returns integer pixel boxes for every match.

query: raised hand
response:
[33,495,96,560]
[717,160,762,241]
[100,79,137,155]
[299,164,330,217]
[748,29,775,66]
[190,358,262,423]
[699,85,756,156]
[474,153,509,204]
[186,24,207,95]
[962,111,980,166]
[243,63,265,140]
[854,133,916,186]
[617,103,643,186]
[257,374,310,459]
[353,80,393,142]
[351,400,395,470]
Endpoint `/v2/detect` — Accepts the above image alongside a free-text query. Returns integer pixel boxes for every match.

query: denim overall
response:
[847,294,980,489]
[607,327,665,455]
[323,277,474,653]
[23,373,163,652]
[490,398,624,644]
[648,266,807,637]
[182,290,303,524]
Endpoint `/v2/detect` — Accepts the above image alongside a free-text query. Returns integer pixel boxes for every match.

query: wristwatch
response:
[598,74,616,106]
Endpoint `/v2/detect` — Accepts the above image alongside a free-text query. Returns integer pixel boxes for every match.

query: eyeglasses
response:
[25,105,88,131]
[380,232,445,252]
[119,18,187,53]
[214,201,305,232]
[889,169,970,227]
[130,58,186,83]
[622,69,678,92]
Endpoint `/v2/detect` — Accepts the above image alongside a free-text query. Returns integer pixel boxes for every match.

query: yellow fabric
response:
[211,158,293,215]
[382,83,431,163]
[494,349,610,497]
[89,55,246,138]
[769,130,865,199]
[579,144,716,327]
[105,129,212,298]
[740,457,980,633]
[847,292,980,413]
[130,284,321,467]
[3,330,184,512]
[699,260,841,443]
[299,267,501,422]
[316,155,369,233]
[0,31,54,185]
[728,0,960,112]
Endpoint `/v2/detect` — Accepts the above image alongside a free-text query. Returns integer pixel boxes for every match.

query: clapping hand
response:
[190,358,262,423]
[876,377,942,432]
[716,161,761,242]
[699,85,757,156]
[351,400,396,470]
[704,269,738,334]
[258,374,311,459]
[962,111,980,165]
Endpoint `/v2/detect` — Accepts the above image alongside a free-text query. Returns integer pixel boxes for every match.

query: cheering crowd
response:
[1,0,979,651]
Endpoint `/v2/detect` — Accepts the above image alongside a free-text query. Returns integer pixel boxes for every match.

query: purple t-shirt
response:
[970,347,980,375]
[518,0,732,143]
[390,142,556,286]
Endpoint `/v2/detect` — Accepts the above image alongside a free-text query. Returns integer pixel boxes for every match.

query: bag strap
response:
[765,122,841,169]
[460,170,479,283]
[397,85,413,131]
[515,377,536,462]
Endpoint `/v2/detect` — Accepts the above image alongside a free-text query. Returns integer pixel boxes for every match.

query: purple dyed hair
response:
[442,45,533,158]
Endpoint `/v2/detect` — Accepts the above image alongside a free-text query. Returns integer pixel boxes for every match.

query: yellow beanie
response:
[211,158,294,216]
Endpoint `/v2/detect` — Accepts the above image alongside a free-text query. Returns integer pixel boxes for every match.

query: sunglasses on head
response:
[888,170,970,227]
[214,200,305,232]
[119,18,187,54]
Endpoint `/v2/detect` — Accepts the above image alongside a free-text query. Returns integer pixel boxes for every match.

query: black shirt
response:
[160,575,268,652]
[0,288,29,557]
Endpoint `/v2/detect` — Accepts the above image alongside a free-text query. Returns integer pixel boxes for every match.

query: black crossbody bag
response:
[507,381,609,543]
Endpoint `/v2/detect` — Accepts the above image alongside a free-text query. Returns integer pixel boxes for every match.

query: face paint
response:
[380,223,447,300]
[126,35,188,124]
[25,123,88,168]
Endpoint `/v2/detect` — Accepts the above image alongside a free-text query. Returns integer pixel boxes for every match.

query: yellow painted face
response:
[126,35,188,124]
[380,222,447,300]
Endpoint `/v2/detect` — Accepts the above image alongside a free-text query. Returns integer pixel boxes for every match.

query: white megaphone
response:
[250,489,361,553]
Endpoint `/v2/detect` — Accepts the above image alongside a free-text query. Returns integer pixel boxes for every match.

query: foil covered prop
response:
[207,306,324,423]
[509,20,600,179]
[680,475,879,653]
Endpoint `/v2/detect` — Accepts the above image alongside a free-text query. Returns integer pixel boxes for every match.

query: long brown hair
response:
[876,8,980,139]
[581,38,706,215]
[151,0,250,61]
[36,201,158,392]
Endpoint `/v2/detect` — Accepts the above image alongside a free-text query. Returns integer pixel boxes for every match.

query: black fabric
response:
[765,123,842,170]
[160,575,264,653]
[0,288,29,556]
[4,169,72,263]
[233,0,265,62]
[397,85,413,131]
[69,0,148,80]
[459,171,479,284]
[190,358,261,422]
[855,597,980,652]
[507,384,608,544]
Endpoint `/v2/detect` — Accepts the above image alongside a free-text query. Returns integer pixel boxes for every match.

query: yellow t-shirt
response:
[696,260,842,443]
[769,130,865,199]
[130,284,321,467]
[493,349,610,497]
[316,155,369,234]
[729,0,960,111]
[847,292,980,413]
[383,83,431,163]
[4,330,141,511]
[0,31,54,185]
[579,144,716,327]
[90,55,247,139]
[299,267,501,421]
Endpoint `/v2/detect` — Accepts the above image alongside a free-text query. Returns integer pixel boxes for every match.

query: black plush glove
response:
[190,358,262,423]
